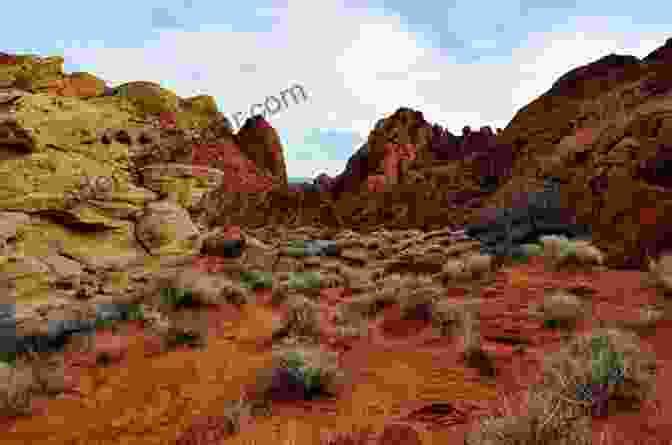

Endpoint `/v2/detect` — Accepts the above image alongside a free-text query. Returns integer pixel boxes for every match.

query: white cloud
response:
[61,6,669,177]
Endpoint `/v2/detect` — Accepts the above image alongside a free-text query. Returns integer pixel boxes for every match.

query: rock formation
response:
[236,115,288,187]
[486,41,672,268]
[0,52,288,320]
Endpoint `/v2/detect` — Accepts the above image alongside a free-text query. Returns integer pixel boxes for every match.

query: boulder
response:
[135,198,200,256]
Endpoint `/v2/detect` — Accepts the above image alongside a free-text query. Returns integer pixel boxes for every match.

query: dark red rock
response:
[643,37,672,63]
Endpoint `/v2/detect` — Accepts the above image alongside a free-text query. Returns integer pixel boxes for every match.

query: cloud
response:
[60,4,669,178]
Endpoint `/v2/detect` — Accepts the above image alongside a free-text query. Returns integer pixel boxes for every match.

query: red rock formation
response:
[643,37,672,63]
[191,141,274,193]
[485,37,672,268]
[235,115,288,187]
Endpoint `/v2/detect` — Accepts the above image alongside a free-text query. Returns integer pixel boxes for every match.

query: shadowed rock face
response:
[484,39,672,269]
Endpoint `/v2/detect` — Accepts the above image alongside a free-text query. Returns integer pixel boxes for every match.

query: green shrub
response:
[284,246,307,257]
[287,240,307,248]
[163,329,204,350]
[126,303,145,321]
[240,270,274,290]
[543,318,561,329]
[269,347,345,400]
[160,287,197,308]
[95,317,118,331]
[0,352,16,367]
[510,243,543,264]
[287,271,321,290]
[589,335,624,386]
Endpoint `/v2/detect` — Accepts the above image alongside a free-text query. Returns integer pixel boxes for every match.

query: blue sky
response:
[2,0,670,178]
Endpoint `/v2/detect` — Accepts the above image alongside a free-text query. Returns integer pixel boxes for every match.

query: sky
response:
[2,1,670,179]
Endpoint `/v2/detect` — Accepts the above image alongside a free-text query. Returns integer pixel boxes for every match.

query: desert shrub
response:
[620,305,665,334]
[431,299,483,337]
[0,351,16,367]
[398,288,436,321]
[644,254,672,295]
[160,286,198,309]
[510,243,544,264]
[332,305,368,339]
[287,239,307,248]
[240,270,273,290]
[252,345,347,403]
[540,328,657,417]
[536,290,586,329]
[461,309,496,377]
[344,290,397,319]
[440,259,470,282]
[287,271,322,290]
[94,317,120,332]
[126,303,146,321]
[0,362,34,416]
[465,387,591,445]
[284,246,307,257]
[0,349,67,416]
[463,253,494,279]
[431,299,493,375]
[273,296,321,340]
[159,311,208,350]
[163,328,204,350]
[539,235,603,269]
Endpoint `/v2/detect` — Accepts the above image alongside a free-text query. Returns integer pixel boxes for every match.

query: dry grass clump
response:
[332,305,368,339]
[272,295,321,341]
[437,253,494,284]
[531,290,588,329]
[431,299,495,376]
[397,286,443,321]
[643,254,672,295]
[539,235,604,270]
[465,387,591,445]
[617,304,666,335]
[540,328,657,417]
[464,253,495,280]
[0,349,67,416]
[170,271,250,307]
[343,285,400,319]
[439,259,471,282]
[159,309,209,350]
[431,299,483,337]
[461,310,496,378]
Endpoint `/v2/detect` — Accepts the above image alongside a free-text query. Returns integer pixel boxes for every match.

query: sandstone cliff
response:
[0,53,287,313]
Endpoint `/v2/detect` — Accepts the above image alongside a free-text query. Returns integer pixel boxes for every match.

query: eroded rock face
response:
[0,51,291,312]
[484,39,672,268]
